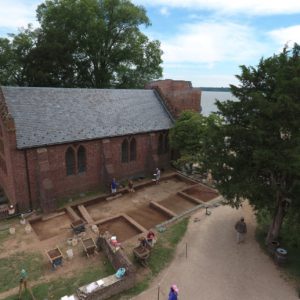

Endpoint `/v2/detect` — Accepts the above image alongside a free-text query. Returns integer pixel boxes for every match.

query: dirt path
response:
[132,203,297,300]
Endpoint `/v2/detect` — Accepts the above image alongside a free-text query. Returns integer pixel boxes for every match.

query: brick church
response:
[0,80,201,213]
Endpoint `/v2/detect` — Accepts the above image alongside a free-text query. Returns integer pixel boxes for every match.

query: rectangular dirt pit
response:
[182,185,219,202]
[127,205,170,230]
[98,216,142,242]
[30,213,72,241]
[159,194,198,214]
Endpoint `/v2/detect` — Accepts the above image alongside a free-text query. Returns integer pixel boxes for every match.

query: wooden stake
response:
[157,284,160,300]
[186,242,188,259]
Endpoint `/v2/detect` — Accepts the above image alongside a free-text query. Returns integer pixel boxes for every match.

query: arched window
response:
[157,133,164,155]
[77,146,86,173]
[130,138,136,161]
[121,139,129,163]
[65,147,75,176]
[164,133,169,153]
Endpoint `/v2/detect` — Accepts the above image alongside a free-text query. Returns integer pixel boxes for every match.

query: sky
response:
[1,0,300,87]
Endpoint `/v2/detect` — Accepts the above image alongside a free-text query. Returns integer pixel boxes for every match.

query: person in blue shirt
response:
[111,178,117,193]
[168,284,179,300]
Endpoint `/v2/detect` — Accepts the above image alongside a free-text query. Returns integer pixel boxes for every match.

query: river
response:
[201,91,237,116]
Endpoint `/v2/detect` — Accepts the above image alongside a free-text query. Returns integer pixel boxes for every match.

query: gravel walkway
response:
[132,203,297,300]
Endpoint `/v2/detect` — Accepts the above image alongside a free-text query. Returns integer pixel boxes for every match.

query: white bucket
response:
[91,225,99,234]
[67,238,73,246]
[20,218,26,225]
[9,227,16,235]
[71,238,78,246]
[25,225,32,234]
[66,248,74,259]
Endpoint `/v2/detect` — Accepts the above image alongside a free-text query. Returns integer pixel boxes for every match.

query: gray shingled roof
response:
[1,87,173,149]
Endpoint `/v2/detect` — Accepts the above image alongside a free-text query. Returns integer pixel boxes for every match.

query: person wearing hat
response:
[235,217,247,243]
[168,284,179,300]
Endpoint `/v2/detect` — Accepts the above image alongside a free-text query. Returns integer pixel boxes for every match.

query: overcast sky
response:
[1,0,300,87]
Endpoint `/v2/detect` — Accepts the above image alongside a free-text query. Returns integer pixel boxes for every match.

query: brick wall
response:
[3,130,170,212]
[0,90,31,210]
[146,79,201,118]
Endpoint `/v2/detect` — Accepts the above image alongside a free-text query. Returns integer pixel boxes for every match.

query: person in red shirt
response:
[146,230,156,246]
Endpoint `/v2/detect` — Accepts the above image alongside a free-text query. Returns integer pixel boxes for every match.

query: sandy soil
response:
[0,174,195,299]
[86,177,191,222]
[183,184,219,202]
[132,203,298,300]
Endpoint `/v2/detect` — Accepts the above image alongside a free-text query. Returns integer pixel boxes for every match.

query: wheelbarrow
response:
[133,245,150,267]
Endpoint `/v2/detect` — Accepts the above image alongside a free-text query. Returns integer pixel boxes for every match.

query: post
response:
[186,242,188,259]
[157,284,160,300]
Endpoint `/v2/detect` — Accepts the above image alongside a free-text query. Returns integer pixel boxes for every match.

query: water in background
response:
[201,91,236,116]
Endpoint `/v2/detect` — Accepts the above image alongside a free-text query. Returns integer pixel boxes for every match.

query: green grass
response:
[256,227,300,295]
[0,252,43,293]
[4,260,115,300]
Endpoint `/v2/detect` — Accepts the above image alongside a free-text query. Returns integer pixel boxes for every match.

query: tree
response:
[0,26,37,85]
[169,111,221,170]
[0,0,163,88]
[203,44,300,244]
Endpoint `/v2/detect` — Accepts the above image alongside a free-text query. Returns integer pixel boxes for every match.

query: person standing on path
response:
[168,284,179,300]
[18,269,35,299]
[235,217,247,243]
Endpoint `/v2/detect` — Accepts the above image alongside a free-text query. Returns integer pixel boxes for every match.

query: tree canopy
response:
[202,44,300,244]
[169,110,221,170]
[0,0,163,88]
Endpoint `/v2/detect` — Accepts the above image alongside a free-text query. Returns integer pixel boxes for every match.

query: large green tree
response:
[0,0,163,88]
[0,26,37,85]
[204,44,300,244]
[169,111,221,170]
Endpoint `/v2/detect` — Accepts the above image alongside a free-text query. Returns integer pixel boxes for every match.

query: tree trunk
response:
[265,192,286,245]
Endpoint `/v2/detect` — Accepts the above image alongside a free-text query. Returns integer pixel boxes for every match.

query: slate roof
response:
[1,87,173,149]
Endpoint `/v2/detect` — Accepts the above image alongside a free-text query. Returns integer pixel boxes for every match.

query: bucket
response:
[274,248,288,266]
[91,225,99,234]
[71,238,78,246]
[66,249,74,260]
[67,238,73,246]
[9,227,16,235]
[25,225,32,234]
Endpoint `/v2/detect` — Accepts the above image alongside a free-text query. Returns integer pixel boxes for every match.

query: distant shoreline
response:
[197,87,230,92]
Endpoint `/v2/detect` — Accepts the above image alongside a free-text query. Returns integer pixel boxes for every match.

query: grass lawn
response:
[0,252,43,293]
[4,260,115,300]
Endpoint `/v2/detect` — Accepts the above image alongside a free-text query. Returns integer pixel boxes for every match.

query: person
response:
[111,178,117,194]
[153,167,161,184]
[146,230,156,246]
[128,179,135,192]
[19,269,28,290]
[168,284,179,300]
[139,236,148,248]
[235,217,247,243]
